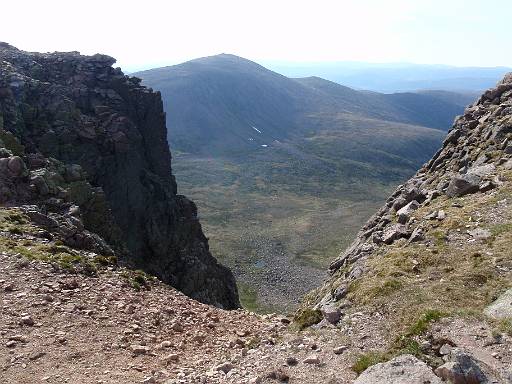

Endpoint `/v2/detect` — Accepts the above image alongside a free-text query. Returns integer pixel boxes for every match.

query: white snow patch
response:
[261,144,268,147]
[252,126,262,134]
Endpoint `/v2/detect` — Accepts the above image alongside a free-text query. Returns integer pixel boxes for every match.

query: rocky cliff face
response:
[0,43,239,309]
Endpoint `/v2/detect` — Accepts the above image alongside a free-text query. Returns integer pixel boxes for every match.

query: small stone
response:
[303,354,320,364]
[21,315,34,326]
[215,362,234,374]
[9,335,27,343]
[29,351,46,361]
[266,369,289,382]
[439,344,452,355]
[321,305,342,324]
[171,322,184,332]
[160,340,172,348]
[6,340,16,348]
[163,353,179,363]
[130,345,150,355]
[285,356,298,366]
[479,180,495,192]
[333,346,348,355]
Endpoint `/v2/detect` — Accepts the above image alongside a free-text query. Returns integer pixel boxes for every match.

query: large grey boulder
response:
[484,289,512,320]
[468,164,496,178]
[354,355,442,384]
[446,173,481,197]
[434,348,504,384]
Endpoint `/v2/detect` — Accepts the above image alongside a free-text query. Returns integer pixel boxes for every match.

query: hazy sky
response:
[1,0,511,72]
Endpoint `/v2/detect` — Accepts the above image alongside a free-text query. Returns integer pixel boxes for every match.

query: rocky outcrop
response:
[0,43,239,308]
[311,72,512,314]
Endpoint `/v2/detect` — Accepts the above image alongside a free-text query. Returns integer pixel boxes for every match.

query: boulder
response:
[446,173,481,197]
[354,355,442,384]
[434,348,502,384]
[484,288,512,320]
[468,164,496,178]
[468,228,491,241]
[7,156,26,177]
[396,200,420,224]
[320,305,342,325]
[409,227,425,243]
[382,224,409,245]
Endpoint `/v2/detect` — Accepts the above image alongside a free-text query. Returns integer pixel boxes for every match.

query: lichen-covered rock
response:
[484,289,512,320]
[0,43,239,308]
[354,355,442,384]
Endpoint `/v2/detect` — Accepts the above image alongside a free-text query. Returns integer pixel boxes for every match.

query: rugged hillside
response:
[135,54,469,156]
[298,73,512,381]
[294,76,467,130]
[0,43,239,308]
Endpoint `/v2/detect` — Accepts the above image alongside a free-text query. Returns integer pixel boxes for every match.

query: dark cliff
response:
[0,43,239,309]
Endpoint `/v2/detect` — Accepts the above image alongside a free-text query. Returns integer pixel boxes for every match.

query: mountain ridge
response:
[134,54,471,157]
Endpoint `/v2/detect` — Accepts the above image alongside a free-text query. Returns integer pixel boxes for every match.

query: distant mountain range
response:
[133,54,476,310]
[135,54,471,157]
[262,61,511,93]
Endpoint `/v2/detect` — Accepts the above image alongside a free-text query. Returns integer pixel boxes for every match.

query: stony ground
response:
[1,243,511,383]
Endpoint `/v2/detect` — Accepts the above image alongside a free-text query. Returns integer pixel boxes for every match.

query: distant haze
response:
[1,0,511,73]
[262,62,511,93]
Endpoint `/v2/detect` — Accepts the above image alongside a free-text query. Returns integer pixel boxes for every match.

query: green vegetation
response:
[495,318,512,336]
[406,310,445,337]
[120,269,153,291]
[0,208,117,276]
[293,308,323,330]
[351,310,445,375]
[351,352,388,374]
[0,129,25,155]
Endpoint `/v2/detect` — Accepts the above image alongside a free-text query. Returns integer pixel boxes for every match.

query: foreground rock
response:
[434,348,506,384]
[485,289,512,319]
[354,355,442,384]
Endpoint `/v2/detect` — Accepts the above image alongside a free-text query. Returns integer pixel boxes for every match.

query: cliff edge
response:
[0,43,239,309]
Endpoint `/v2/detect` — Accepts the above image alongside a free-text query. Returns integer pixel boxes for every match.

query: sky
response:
[1,0,511,72]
